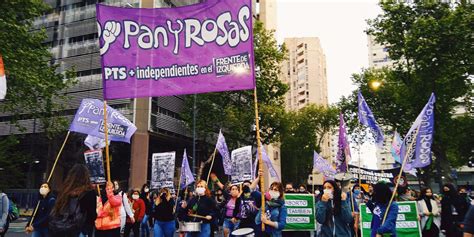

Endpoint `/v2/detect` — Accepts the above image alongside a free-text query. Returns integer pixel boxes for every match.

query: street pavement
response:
[5,218,28,236]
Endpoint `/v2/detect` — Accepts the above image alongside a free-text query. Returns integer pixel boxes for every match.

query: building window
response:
[274,151,279,161]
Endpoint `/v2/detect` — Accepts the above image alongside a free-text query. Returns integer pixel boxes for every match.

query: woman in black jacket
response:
[151,188,175,237]
[441,183,469,237]
[25,182,56,237]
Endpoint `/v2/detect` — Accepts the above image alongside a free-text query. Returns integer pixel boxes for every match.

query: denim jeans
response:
[141,215,150,237]
[223,218,240,235]
[154,220,176,237]
[32,227,48,237]
[186,223,210,237]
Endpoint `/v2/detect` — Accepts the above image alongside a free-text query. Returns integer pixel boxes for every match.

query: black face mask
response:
[460,193,468,197]
[161,193,167,199]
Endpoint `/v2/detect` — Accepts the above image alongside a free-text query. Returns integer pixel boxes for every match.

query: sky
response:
[276,0,383,168]
[276,0,382,104]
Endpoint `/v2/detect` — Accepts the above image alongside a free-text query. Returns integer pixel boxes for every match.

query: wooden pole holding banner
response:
[206,148,218,184]
[253,87,265,231]
[381,127,421,225]
[103,101,111,182]
[174,174,182,213]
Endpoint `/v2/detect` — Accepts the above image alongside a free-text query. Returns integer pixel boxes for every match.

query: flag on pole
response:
[261,148,280,181]
[216,130,232,175]
[401,93,436,172]
[391,131,402,164]
[313,151,336,180]
[358,91,384,146]
[336,113,351,173]
[0,55,7,100]
[180,149,195,189]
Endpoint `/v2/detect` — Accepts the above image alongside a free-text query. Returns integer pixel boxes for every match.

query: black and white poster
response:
[231,146,253,183]
[151,152,176,191]
[84,150,106,184]
[348,164,404,185]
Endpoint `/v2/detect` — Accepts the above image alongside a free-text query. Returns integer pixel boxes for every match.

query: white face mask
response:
[144,188,150,193]
[39,187,49,196]
[324,189,333,199]
[132,194,139,200]
[315,190,320,196]
[196,187,206,196]
[269,190,280,200]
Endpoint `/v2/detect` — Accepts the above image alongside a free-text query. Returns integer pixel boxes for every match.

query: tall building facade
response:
[281,37,329,185]
[367,34,393,69]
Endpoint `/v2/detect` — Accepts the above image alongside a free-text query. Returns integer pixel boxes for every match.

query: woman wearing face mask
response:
[315,180,352,237]
[112,180,135,233]
[24,183,56,237]
[366,182,398,237]
[95,180,123,237]
[255,182,287,237]
[123,190,145,237]
[417,187,440,237]
[239,185,260,229]
[180,180,217,237]
[441,183,469,237]
[222,185,241,237]
[152,188,176,237]
[140,184,152,237]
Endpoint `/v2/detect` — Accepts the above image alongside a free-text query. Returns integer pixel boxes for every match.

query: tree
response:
[280,104,339,184]
[0,0,75,188]
[181,21,288,154]
[339,1,473,185]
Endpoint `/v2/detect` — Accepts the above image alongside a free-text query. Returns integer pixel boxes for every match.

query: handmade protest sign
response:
[151,152,176,191]
[84,150,106,184]
[231,146,253,183]
[360,201,421,237]
[284,194,316,231]
[69,99,137,143]
[96,0,255,99]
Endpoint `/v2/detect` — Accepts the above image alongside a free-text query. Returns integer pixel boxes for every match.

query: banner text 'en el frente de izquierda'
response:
[96,0,255,99]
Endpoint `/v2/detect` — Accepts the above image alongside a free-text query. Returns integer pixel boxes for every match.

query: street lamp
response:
[369,80,383,91]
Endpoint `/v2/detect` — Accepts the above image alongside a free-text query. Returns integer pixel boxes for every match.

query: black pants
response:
[0,219,9,237]
[96,227,121,237]
[124,222,140,237]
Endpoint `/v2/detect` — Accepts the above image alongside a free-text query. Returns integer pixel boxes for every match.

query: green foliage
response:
[339,1,473,183]
[280,104,339,184]
[181,21,288,151]
[0,136,30,189]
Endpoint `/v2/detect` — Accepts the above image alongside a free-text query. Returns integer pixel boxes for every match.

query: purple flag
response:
[402,93,436,171]
[358,91,384,146]
[96,0,255,100]
[261,148,280,181]
[216,130,232,175]
[391,131,402,164]
[336,113,351,173]
[313,151,336,180]
[69,99,137,143]
[180,149,195,189]
[84,135,109,150]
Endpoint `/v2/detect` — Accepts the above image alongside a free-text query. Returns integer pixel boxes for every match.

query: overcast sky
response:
[276,0,383,168]
[276,0,382,105]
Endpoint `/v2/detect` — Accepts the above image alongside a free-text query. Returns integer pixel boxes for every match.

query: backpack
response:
[48,196,86,234]
[8,199,19,222]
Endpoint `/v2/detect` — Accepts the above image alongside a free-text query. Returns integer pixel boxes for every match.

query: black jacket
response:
[31,194,56,229]
[179,196,217,224]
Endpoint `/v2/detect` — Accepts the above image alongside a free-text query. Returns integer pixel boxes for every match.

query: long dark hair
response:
[51,164,92,215]
[442,183,458,198]
[323,180,342,216]
[418,187,434,201]
[373,182,392,204]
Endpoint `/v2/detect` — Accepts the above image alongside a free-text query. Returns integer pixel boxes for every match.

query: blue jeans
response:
[154,220,175,237]
[32,227,48,237]
[186,223,210,237]
[223,218,240,235]
[141,215,150,237]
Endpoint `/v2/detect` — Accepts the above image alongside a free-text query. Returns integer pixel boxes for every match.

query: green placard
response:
[283,194,316,231]
[360,201,421,237]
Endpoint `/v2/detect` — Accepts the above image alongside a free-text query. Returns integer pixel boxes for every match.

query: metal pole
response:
[193,94,197,177]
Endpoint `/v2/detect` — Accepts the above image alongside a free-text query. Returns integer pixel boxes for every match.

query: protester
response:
[0,190,9,237]
[212,188,225,236]
[222,185,241,237]
[124,189,145,237]
[364,183,374,202]
[298,184,309,194]
[397,186,416,201]
[255,182,287,237]
[209,173,225,192]
[96,181,123,237]
[366,182,398,237]
[441,183,469,237]
[459,186,473,206]
[239,185,259,229]
[49,164,97,237]
[24,183,55,237]
[463,205,474,237]
[284,183,295,193]
[140,184,152,237]
[152,188,176,237]
[113,180,135,233]
[417,187,440,237]
[180,180,217,237]
[315,180,352,236]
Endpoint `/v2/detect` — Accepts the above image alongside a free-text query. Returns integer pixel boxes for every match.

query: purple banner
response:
[96,0,255,99]
[69,99,137,143]
[336,113,351,173]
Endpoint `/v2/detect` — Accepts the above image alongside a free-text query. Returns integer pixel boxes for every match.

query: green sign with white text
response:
[283,194,316,231]
[360,201,421,237]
